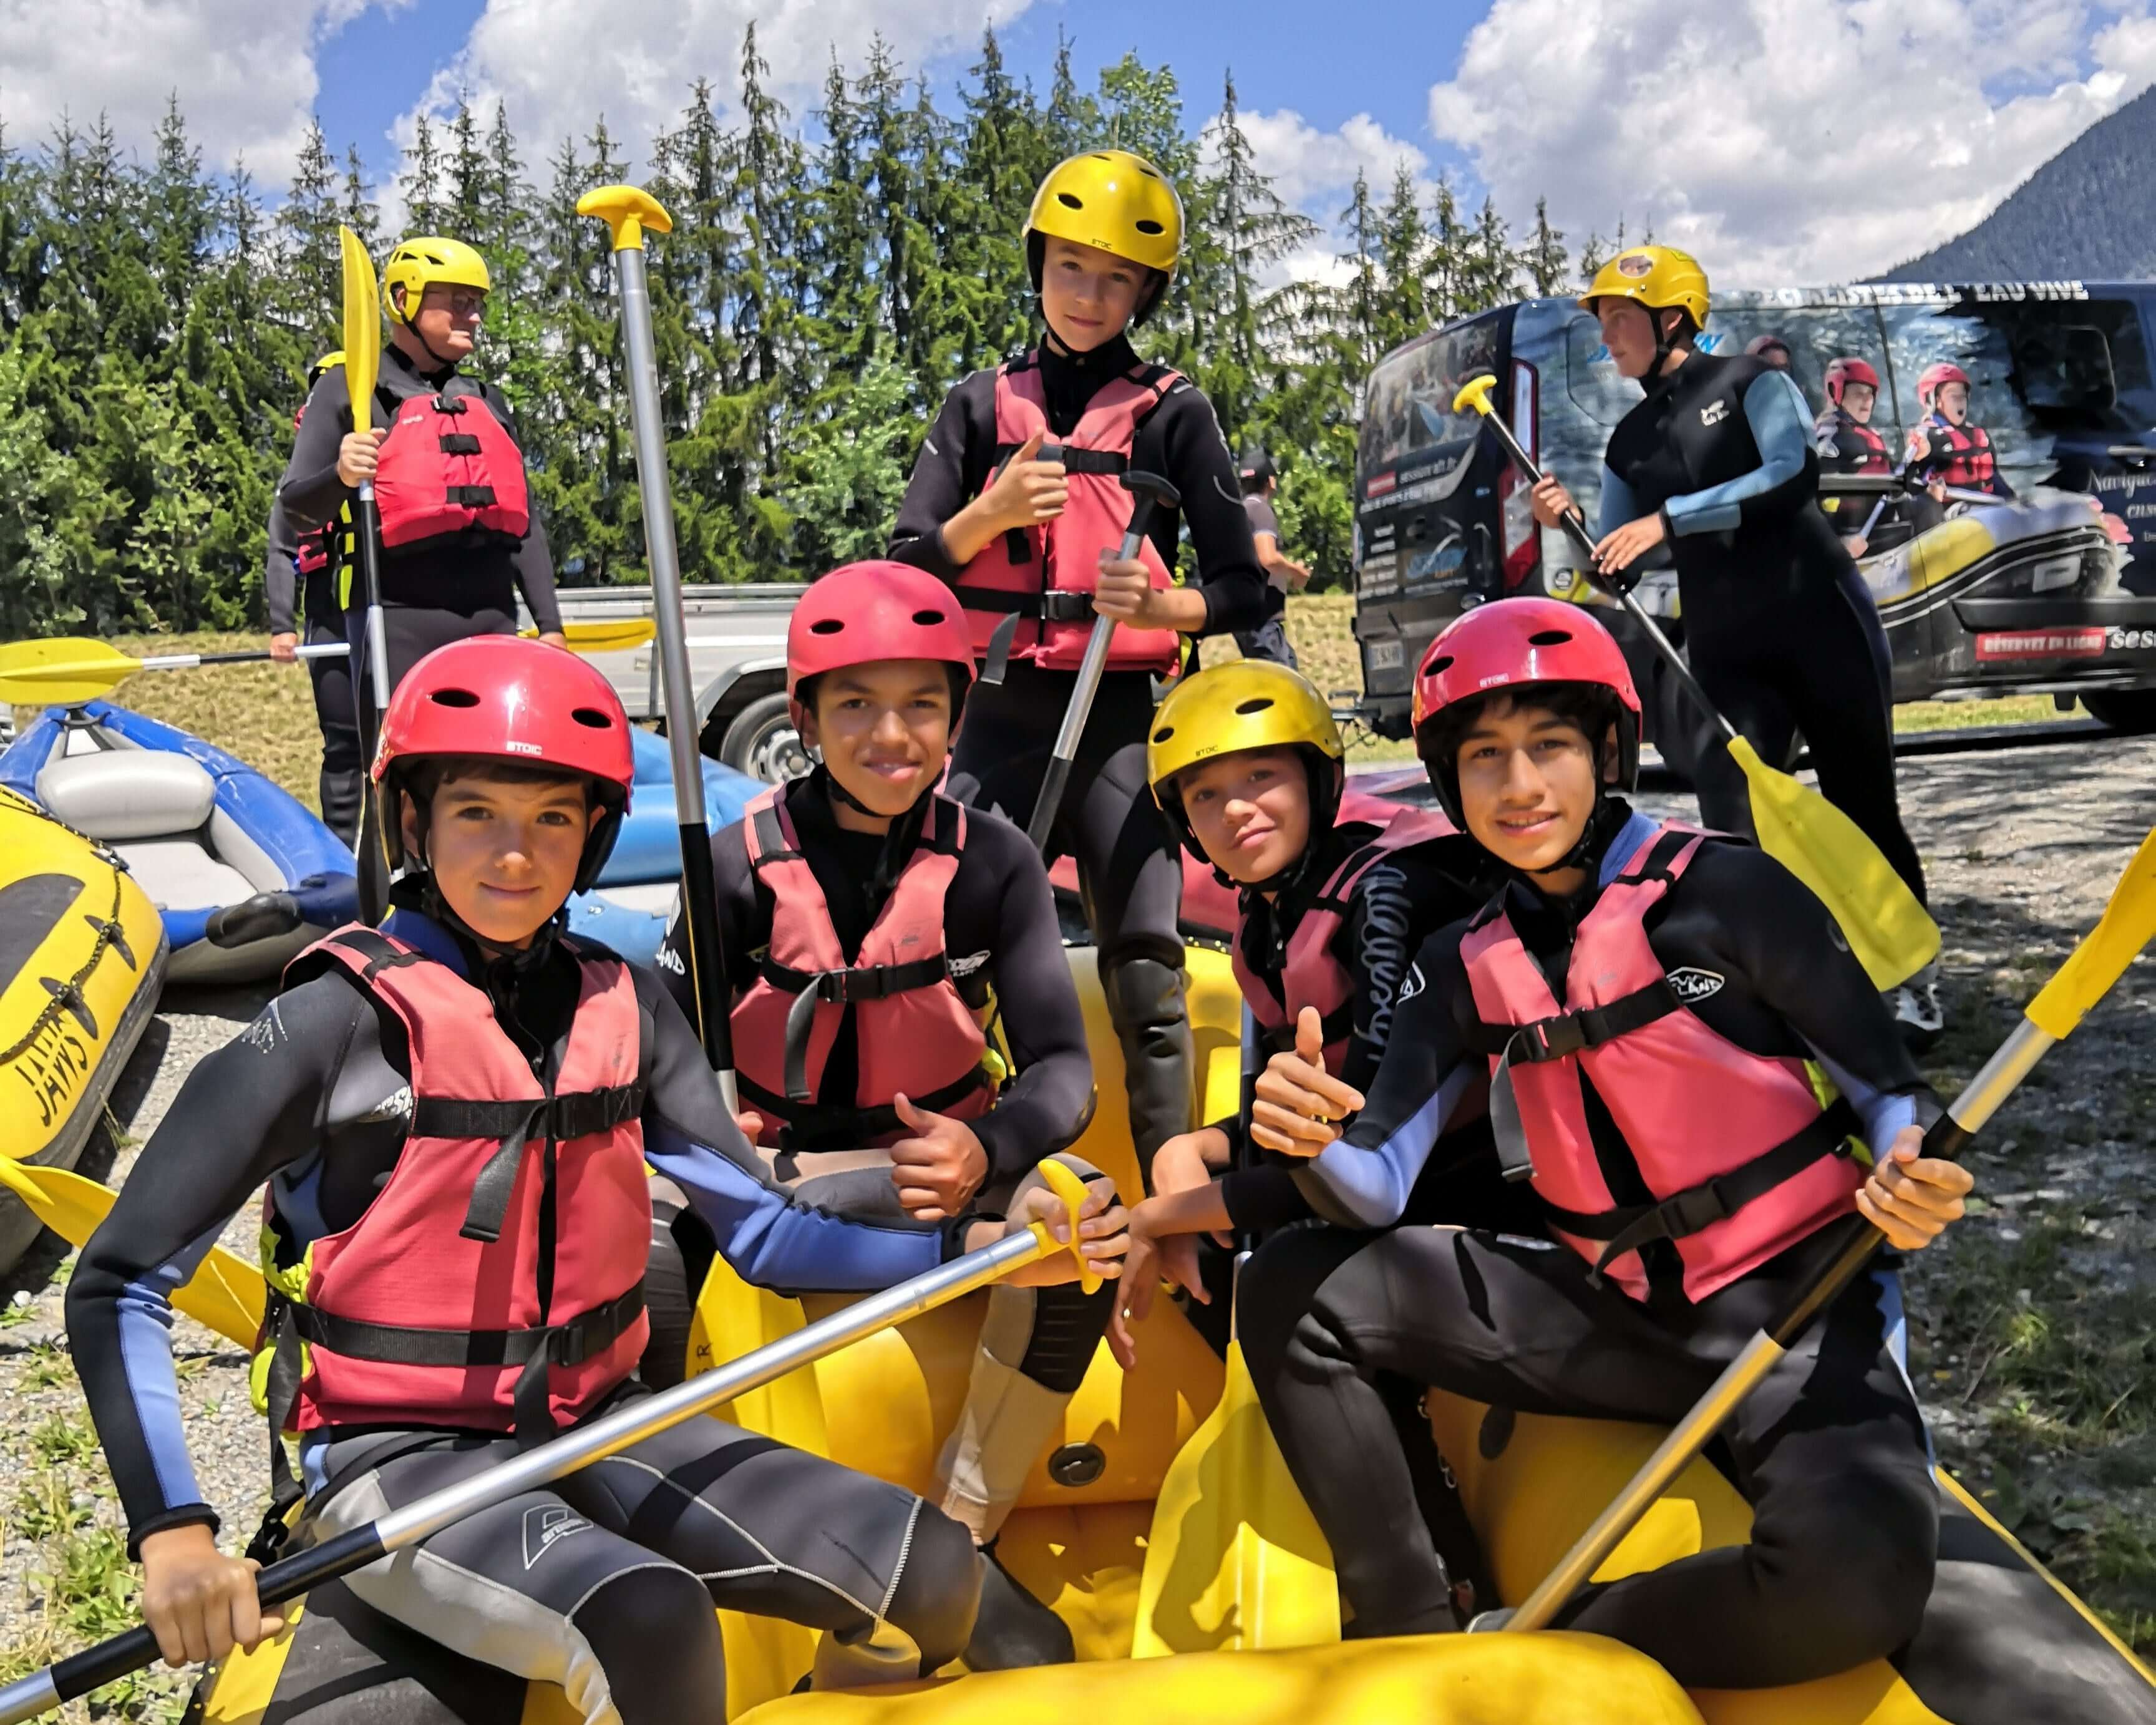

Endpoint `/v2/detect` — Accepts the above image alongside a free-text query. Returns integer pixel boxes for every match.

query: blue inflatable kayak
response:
[0,701,359,984]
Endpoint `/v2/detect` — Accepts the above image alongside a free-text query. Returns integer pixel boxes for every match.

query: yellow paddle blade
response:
[0,636,138,704]
[339,226,381,435]
[1131,1339,1338,1657]
[2027,822,2156,1039]
[1727,733,1940,991]
[0,1159,265,1346]
[526,618,658,654]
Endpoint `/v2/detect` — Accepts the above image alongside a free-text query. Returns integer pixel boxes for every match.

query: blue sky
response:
[11,0,2156,281]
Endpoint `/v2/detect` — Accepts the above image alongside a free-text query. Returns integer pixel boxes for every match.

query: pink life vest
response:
[731,787,993,1171]
[374,385,532,553]
[270,926,650,1437]
[1459,824,1865,1303]
[953,352,1183,674]
[1233,790,1460,1073]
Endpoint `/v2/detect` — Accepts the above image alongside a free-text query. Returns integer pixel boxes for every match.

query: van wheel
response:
[2084,689,2156,735]
[719,692,813,784]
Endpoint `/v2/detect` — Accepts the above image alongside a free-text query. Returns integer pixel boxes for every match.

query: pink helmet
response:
[1918,361,1970,411]
[787,560,976,707]
[1412,598,1641,829]
[1823,356,1880,406]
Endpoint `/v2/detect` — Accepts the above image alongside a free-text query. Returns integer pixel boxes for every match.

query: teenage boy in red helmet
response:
[1814,356,1895,555]
[654,560,1114,1665]
[1907,361,2014,502]
[69,636,1124,1713]
[1157,600,1974,1688]
[888,150,1271,1194]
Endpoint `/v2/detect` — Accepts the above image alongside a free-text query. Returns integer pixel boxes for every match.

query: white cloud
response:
[0,0,397,181]
[1230,107,1430,214]
[1427,0,2156,282]
[398,0,1036,182]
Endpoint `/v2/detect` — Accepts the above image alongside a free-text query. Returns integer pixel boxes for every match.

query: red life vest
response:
[374,384,532,553]
[1233,789,1459,1073]
[953,352,1183,674]
[1459,824,1864,1303]
[1823,409,1891,475]
[1916,417,1998,490]
[267,926,650,1437]
[731,787,993,1171]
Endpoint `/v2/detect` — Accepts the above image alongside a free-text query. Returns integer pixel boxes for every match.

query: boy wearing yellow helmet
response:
[890,150,1273,1188]
[1532,245,1939,1044]
[276,235,566,725]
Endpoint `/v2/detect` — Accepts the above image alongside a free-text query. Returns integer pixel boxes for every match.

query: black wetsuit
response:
[279,346,562,745]
[265,499,362,842]
[69,905,984,1715]
[1238,810,1941,1686]
[1235,491,1297,666]
[891,333,1270,1185]
[1599,351,1925,906]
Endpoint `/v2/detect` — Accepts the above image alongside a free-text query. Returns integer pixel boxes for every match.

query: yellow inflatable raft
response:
[0,787,165,1273]
[193,944,2156,1725]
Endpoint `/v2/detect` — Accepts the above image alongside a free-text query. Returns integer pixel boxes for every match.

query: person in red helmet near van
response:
[653,561,1112,1666]
[1906,361,2014,502]
[888,150,1271,1192]
[69,635,1124,1714]
[1815,357,1895,550]
[1221,600,1973,1688]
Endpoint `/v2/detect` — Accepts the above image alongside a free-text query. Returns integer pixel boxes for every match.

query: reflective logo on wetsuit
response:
[523,1505,593,1568]
[948,949,991,978]
[1396,961,1427,1004]
[655,944,686,976]
[1700,399,1729,427]
[1664,966,1725,1004]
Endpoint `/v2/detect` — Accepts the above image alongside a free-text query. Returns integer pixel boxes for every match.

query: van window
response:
[1358,314,1504,480]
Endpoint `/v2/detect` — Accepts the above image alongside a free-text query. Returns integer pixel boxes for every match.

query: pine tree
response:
[339,145,382,254]
[278,119,342,351]
[1578,228,1608,283]
[1374,162,1433,356]
[1524,196,1568,296]
[400,114,445,236]
[445,96,488,238]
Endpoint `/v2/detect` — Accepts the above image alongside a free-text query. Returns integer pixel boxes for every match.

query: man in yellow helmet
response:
[275,236,565,731]
[890,149,1272,1187]
[1530,245,1938,1044]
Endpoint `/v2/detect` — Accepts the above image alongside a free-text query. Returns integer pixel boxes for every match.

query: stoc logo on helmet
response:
[1616,253,1655,278]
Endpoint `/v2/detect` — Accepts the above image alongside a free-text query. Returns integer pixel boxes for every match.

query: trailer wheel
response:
[2084,689,2156,735]
[719,692,813,783]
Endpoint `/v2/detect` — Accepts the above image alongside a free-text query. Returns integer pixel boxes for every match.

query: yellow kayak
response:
[195,943,2155,1725]
[0,787,165,1273]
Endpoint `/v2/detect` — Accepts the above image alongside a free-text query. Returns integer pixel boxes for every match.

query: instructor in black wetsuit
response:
[278,235,564,720]
[1531,246,1938,1042]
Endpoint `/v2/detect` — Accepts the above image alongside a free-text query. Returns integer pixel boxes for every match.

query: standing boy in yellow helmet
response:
[1530,246,1938,1043]
[890,150,1273,1186]
[277,236,565,725]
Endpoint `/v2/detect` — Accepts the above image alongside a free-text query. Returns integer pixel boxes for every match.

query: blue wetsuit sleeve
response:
[1664,371,1816,537]
[639,973,955,1291]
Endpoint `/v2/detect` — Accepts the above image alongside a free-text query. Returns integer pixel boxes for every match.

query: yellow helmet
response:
[382,236,492,318]
[306,349,346,389]
[1580,245,1709,329]
[1147,661,1342,856]
[1026,150,1183,320]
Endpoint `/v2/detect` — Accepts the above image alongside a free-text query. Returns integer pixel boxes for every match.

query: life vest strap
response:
[291,1278,646,1370]
[1539,1100,1861,1283]
[445,484,498,510]
[766,953,954,1104]
[959,586,1100,624]
[736,1063,993,1150]
[1472,975,1681,1064]
[439,432,483,455]
[410,1081,647,1245]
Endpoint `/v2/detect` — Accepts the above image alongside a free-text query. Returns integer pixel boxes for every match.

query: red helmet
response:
[1918,361,1969,411]
[372,635,635,891]
[787,561,976,709]
[1411,598,1641,830]
[1823,356,1880,406]
[1745,334,1790,362]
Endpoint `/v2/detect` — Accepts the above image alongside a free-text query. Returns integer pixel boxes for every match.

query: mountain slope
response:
[1877,82,2156,281]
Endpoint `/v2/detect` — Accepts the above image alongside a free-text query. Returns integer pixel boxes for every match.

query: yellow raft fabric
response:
[0,788,164,1166]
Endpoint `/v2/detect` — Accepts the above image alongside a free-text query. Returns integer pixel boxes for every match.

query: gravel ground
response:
[3,731,2153,1716]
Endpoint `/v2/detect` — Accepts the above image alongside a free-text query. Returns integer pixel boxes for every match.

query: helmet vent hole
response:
[910,608,947,626]
[808,618,845,635]
[1091,152,1114,161]
[1135,219,1165,235]
[429,688,480,709]
[1526,629,1573,646]
[1233,697,1275,716]
[570,707,612,730]
[1425,654,1455,675]
[1057,192,1084,210]
[1138,165,1160,178]
[1152,725,1175,743]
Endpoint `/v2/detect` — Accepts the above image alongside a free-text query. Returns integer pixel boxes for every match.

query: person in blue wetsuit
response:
[1531,246,1937,1043]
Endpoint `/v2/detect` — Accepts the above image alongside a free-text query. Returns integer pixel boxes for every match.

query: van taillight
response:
[1499,360,1540,589]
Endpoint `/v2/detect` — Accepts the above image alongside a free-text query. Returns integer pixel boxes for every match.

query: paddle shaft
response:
[0,1220,1060,1725]
[1467,405,1740,747]
[1503,1019,2047,1633]
[601,233,733,1095]
[349,487,392,925]
[1024,487,1169,855]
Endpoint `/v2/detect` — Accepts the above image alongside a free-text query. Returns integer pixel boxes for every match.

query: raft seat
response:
[37,746,259,911]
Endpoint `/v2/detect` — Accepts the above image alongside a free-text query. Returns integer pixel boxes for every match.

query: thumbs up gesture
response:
[1250,1006,1366,1157]
[890,1092,991,1220]
[984,429,1069,533]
